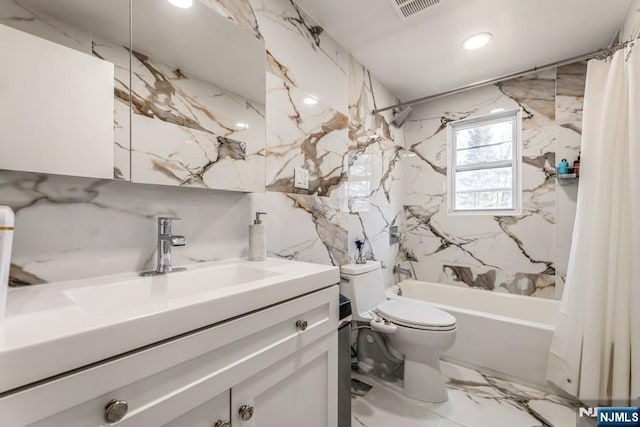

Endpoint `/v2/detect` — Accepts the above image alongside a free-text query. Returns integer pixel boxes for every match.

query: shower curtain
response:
[547,44,639,405]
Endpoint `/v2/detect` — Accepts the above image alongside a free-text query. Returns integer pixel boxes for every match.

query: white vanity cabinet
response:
[0,285,339,427]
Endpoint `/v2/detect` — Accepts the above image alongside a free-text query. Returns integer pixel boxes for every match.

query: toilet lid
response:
[375,299,456,329]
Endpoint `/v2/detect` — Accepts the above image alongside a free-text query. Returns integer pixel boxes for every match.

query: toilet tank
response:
[340,261,386,322]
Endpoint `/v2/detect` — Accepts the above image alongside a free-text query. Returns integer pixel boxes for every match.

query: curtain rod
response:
[372,40,635,115]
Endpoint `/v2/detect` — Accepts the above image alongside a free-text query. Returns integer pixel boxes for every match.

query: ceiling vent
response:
[390,0,441,19]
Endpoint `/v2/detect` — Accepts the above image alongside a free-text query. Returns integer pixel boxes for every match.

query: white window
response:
[448,110,522,215]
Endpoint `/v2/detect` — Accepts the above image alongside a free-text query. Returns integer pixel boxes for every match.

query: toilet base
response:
[358,359,449,403]
[403,358,449,403]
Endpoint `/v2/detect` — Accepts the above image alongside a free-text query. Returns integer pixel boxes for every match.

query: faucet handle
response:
[157,217,181,235]
[171,236,186,246]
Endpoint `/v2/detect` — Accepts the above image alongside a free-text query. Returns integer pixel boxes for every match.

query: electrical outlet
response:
[294,167,309,190]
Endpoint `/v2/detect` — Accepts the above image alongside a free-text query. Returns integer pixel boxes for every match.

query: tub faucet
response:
[393,265,412,280]
[140,217,187,276]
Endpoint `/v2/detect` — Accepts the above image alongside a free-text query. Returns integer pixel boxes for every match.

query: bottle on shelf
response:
[558,159,570,175]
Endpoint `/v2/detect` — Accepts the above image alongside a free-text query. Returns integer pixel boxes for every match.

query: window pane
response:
[456,120,512,150]
[456,141,512,166]
[455,166,512,192]
[456,190,513,210]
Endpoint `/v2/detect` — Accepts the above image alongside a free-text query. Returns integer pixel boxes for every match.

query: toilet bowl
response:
[340,261,457,403]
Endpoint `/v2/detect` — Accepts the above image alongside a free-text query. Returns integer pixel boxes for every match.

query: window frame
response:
[447,109,523,216]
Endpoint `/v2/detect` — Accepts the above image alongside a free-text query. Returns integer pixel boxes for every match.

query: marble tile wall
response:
[2,172,253,286]
[128,49,266,192]
[1,0,406,286]
[212,0,407,284]
[399,64,587,299]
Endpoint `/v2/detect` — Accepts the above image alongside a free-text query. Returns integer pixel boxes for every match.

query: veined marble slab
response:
[400,67,586,298]
[129,49,266,191]
[0,171,253,285]
[251,192,349,266]
[92,38,132,180]
[265,73,348,197]
[352,361,578,427]
[348,122,404,208]
[205,0,349,114]
[349,55,405,144]
[556,62,587,134]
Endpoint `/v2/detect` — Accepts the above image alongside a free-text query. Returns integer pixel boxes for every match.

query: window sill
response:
[448,209,522,216]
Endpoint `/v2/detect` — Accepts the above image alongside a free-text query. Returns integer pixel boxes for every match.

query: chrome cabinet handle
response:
[296,319,308,331]
[239,404,254,421]
[214,420,231,427]
[104,399,128,423]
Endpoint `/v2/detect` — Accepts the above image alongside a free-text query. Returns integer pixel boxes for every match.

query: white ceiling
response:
[296,0,633,103]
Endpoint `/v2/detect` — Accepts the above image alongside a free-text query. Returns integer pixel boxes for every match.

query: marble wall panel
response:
[206,0,348,114]
[556,62,587,134]
[349,55,405,144]
[553,62,586,296]
[129,51,265,191]
[348,122,404,208]
[344,56,406,284]
[347,204,403,285]
[92,38,132,180]
[1,171,253,285]
[265,73,349,197]
[400,66,586,299]
[251,192,349,266]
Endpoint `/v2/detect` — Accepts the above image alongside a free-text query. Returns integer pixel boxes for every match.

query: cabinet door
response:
[129,0,266,192]
[232,332,338,427]
[163,390,229,427]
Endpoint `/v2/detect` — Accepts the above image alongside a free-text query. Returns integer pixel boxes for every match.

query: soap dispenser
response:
[0,206,14,323]
[249,212,267,261]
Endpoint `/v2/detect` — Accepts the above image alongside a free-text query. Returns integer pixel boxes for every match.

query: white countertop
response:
[0,258,339,394]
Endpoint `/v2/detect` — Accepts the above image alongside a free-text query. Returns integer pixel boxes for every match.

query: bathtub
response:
[387,280,559,389]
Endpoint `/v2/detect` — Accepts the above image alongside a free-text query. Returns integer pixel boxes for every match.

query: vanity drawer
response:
[0,285,338,426]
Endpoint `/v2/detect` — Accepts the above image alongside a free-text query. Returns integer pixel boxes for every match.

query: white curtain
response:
[547,44,639,405]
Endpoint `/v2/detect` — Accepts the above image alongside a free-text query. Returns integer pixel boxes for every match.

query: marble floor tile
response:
[351,381,462,427]
[351,361,579,427]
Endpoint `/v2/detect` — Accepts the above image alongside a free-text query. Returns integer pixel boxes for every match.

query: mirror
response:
[0,0,266,193]
[130,0,266,192]
[0,0,131,179]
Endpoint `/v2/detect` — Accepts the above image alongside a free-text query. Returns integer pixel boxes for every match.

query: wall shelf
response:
[552,168,579,182]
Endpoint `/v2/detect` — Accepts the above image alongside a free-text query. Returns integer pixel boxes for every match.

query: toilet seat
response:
[374,299,456,331]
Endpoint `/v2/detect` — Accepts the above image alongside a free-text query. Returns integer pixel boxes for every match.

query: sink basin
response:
[64,264,281,315]
[1,257,340,394]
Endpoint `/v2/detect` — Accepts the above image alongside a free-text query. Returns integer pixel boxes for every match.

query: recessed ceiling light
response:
[490,108,505,114]
[303,96,318,105]
[462,32,492,50]
[236,122,249,130]
[168,0,193,9]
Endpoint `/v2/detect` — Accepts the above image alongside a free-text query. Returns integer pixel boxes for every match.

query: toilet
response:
[340,261,457,403]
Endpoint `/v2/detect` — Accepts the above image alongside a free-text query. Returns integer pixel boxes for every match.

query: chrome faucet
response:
[140,217,187,276]
[393,265,412,280]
